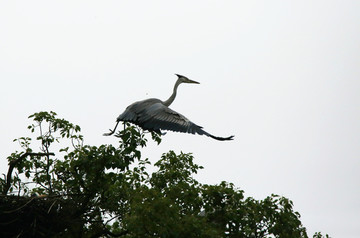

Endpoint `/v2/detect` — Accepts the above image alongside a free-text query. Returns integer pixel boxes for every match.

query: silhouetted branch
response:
[2,152,55,195]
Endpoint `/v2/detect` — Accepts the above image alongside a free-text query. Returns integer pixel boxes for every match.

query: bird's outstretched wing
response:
[137,103,234,141]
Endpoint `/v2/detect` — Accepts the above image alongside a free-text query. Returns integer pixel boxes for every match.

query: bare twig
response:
[47,199,58,214]
[3,197,36,213]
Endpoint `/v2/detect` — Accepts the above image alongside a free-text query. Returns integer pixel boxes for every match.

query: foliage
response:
[0,112,329,237]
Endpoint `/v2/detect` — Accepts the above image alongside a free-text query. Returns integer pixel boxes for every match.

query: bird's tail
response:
[207,134,234,141]
[197,127,234,141]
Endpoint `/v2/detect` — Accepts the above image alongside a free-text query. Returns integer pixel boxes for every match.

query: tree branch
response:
[2,152,55,195]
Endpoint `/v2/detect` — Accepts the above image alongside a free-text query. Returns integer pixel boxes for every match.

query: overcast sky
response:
[1,1,359,237]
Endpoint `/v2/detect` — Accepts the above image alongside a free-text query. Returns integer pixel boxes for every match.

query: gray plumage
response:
[103,74,234,141]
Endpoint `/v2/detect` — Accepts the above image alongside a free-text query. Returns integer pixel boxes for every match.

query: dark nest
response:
[0,195,80,238]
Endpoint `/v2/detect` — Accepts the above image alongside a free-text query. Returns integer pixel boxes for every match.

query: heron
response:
[103,74,234,141]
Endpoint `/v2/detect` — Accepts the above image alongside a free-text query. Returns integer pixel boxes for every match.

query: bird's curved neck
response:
[163,79,181,107]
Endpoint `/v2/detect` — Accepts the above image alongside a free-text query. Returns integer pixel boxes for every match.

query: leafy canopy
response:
[0,111,329,238]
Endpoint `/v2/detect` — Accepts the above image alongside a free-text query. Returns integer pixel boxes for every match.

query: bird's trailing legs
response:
[104,121,168,137]
[103,120,120,136]
[152,129,167,136]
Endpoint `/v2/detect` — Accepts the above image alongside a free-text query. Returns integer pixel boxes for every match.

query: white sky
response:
[1,1,359,237]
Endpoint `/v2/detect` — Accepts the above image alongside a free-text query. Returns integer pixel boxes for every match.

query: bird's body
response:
[104,74,234,141]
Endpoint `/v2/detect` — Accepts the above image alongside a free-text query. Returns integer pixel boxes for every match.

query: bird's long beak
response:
[186,79,200,84]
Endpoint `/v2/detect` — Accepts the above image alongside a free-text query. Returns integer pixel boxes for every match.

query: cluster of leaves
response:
[0,112,329,237]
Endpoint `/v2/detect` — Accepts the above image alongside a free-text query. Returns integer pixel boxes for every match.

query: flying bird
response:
[103,74,234,141]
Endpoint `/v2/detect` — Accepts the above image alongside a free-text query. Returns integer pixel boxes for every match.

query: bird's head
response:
[175,74,200,84]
